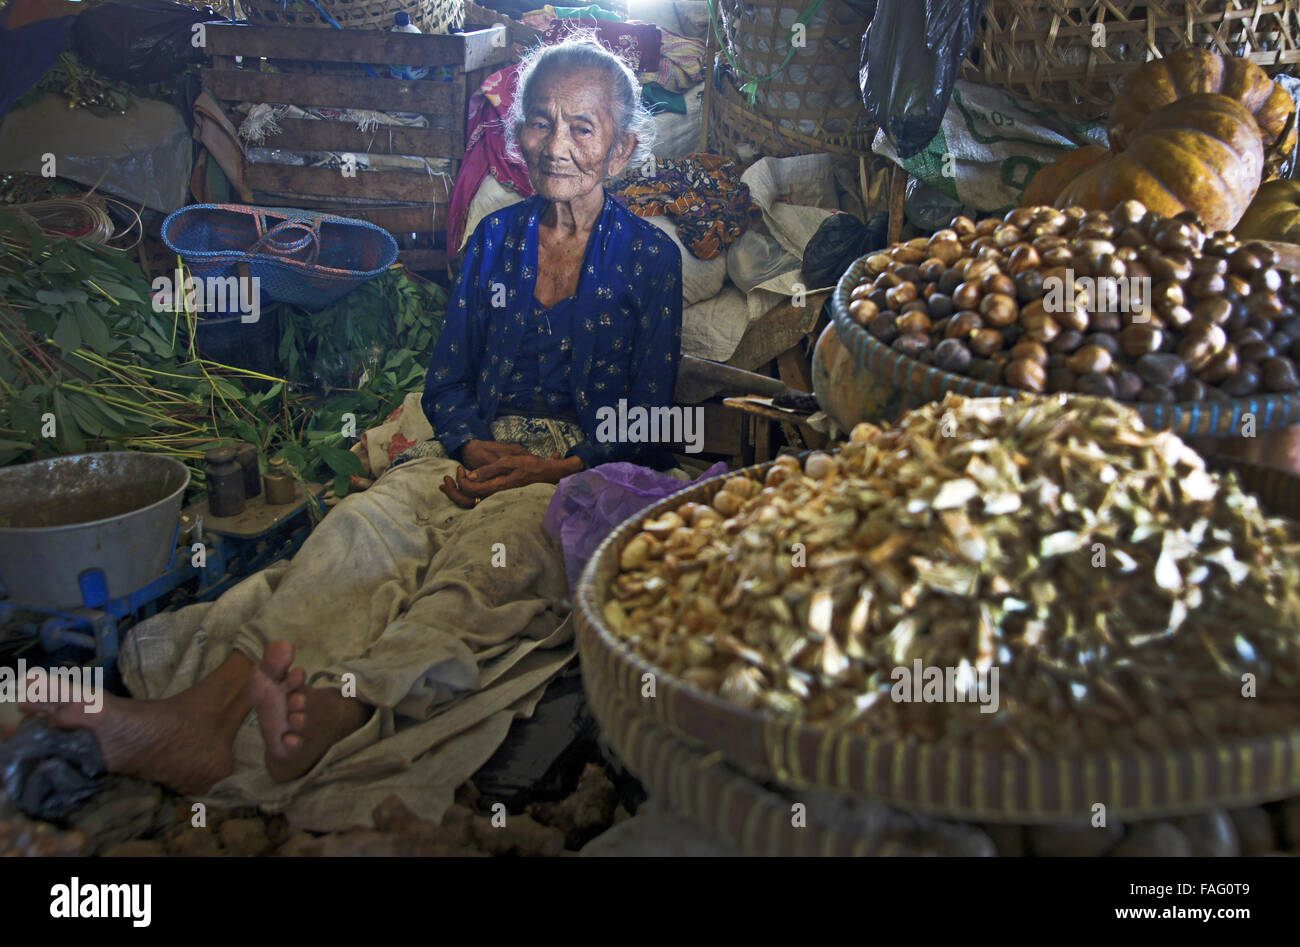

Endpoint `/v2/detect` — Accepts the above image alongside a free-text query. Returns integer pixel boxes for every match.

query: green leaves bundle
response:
[0,214,448,498]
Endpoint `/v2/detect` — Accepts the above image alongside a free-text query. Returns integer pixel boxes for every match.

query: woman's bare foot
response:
[17,656,253,796]
[248,642,368,783]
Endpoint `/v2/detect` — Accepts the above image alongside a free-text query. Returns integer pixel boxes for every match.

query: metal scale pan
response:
[0,452,189,610]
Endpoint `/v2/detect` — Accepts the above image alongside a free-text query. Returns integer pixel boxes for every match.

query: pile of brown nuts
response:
[846,201,1300,401]
[0,814,87,856]
[604,394,1300,754]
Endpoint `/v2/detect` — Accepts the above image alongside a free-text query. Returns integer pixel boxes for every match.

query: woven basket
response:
[583,649,994,854]
[829,253,1300,436]
[575,452,1300,823]
[238,0,464,32]
[161,204,398,310]
[709,0,874,163]
[709,72,877,168]
[963,0,1300,117]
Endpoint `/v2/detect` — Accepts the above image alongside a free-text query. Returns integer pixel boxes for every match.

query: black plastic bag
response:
[72,0,217,86]
[906,177,969,232]
[472,667,599,812]
[802,211,888,289]
[860,0,987,159]
[0,718,110,821]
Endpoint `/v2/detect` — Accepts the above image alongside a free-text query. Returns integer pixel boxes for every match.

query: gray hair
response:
[504,36,657,174]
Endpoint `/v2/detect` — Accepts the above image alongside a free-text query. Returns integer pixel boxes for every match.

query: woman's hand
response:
[440,452,584,508]
[461,439,530,470]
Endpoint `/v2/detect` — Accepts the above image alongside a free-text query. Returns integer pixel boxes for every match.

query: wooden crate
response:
[463,1,540,50]
[202,22,511,270]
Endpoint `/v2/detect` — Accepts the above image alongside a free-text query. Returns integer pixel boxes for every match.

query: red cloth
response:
[446,64,533,255]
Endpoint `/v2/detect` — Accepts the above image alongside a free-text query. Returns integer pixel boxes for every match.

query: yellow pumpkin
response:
[1021,145,1108,208]
[1109,48,1297,177]
[1235,179,1300,244]
[1034,94,1264,231]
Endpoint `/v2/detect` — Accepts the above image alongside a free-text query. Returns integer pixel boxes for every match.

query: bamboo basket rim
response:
[830,254,1300,437]
[583,648,995,851]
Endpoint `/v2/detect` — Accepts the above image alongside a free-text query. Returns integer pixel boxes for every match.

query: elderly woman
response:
[22,39,682,809]
[425,38,683,499]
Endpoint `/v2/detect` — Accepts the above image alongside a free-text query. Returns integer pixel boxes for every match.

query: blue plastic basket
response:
[161,204,398,310]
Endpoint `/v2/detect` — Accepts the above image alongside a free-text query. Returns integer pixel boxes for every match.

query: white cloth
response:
[651,84,705,160]
[646,214,726,305]
[118,455,574,831]
[681,284,752,362]
[871,79,1108,212]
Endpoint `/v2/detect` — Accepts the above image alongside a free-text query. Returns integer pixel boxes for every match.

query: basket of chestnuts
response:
[831,201,1300,436]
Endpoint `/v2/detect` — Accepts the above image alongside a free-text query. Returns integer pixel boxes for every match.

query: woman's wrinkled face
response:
[518,67,634,203]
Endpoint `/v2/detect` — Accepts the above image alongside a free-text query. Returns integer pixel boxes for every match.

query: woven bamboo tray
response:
[239,0,464,32]
[575,452,1300,824]
[963,0,1300,117]
[829,254,1300,436]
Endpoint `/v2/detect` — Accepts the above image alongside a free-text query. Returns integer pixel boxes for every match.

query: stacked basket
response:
[237,0,464,32]
[707,0,875,166]
[962,0,1300,116]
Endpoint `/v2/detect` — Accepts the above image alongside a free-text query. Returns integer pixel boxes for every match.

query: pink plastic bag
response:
[543,461,728,591]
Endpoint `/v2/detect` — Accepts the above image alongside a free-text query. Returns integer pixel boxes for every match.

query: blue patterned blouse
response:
[496,295,579,420]
[423,190,684,468]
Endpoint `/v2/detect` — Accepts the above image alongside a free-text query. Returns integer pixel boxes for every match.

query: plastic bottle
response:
[390,13,429,81]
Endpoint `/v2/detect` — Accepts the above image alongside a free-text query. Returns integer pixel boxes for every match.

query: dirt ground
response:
[0,754,637,857]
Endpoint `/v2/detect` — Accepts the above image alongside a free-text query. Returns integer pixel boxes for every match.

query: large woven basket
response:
[584,647,994,854]
[708,0,874,163]
[829,253,1300,437]
[709,71,876,168]
[238,0,464,32]
[575,452,1300,823]
[963,0,1300,117]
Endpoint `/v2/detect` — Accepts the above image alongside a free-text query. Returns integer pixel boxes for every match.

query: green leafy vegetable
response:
[1,218,449,503]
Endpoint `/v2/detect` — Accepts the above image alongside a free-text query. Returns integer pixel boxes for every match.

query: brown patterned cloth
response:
[612,153,760,260]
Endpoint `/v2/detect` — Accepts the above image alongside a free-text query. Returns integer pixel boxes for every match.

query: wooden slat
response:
[888,165,906,246]
[203,67,462,115]
[204,23,509,70]
[727,292,828,373]
[699,20,716,153]
[775,346,826,450]
[397,248,447,271]
[249,194,446,232]
[252,117,463,159]
[464,3,542,52]
[247,164,450,204]
[699,402,745,467]
[459,25,513,73]
[338,203,443,233]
